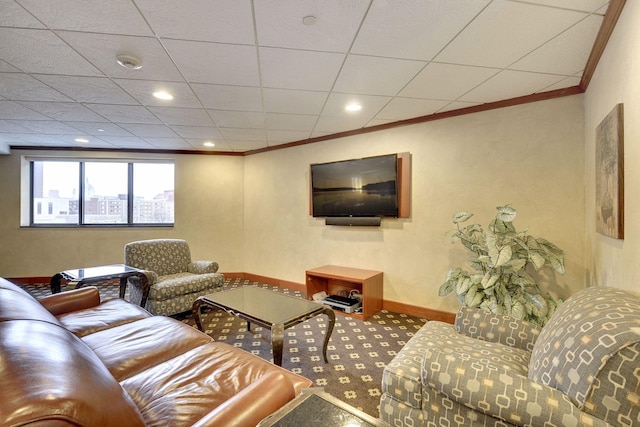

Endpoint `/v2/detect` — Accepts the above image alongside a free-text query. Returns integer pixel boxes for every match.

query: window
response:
[30,159,174,226]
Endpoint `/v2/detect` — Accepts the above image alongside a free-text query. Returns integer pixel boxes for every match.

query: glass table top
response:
[62,264,141,281]
[201,286,325,324]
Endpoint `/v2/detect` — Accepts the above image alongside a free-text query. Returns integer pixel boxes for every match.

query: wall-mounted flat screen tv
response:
[311,154,398,218]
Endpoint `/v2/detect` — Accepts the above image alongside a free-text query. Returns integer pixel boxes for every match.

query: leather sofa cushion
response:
[0,287,61,325]
[121,342,312,426]
[0,321,145,427]
[57,298,151,337]
[83,316,213,381]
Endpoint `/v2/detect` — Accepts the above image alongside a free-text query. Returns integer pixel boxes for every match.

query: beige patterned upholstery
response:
[380,286,640,426]
[124,239,224,316]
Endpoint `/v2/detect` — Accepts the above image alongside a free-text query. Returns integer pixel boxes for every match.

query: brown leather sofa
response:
[0,277,312,426]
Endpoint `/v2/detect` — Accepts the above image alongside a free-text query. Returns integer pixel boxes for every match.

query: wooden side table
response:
[258,388,388,426]
[305,265,383,321]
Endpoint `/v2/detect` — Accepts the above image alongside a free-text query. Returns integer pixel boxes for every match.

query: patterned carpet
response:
[21,278,427,418]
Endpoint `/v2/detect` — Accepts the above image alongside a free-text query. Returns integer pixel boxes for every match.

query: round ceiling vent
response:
[116,54,142,70]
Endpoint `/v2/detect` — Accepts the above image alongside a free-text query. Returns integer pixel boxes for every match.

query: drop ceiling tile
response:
[0,59,20,72]
[254,0,369,52]
[209,110,265,129]
[184,138,231,151]
[225,140,267,151]
[18,101,108,121]
[143,137,192,149]
[333,55,426,96]
[192,84,263,111]
[459,70,568,103]
[163,40,260,86]
[262,88,328,114]
[0,28,101,76]
[510,14,603,75]
[57,31,183,81]
[435,1,587,68]
[85,104,161,124]
[0,100,51,120]
[0,1,45,28]
[219,128,267,142]
[148,107,214,126]
[114,80,201,109]
[97,135,154,149]
[352,0,491,60]
[541,76,582,91]
[399,63,499,100]
[0,73,71,101]
[0,119,31,133]
[321,93,391,117]
[523,0,609,13]
[171,126,222,140]
[35,75,138,104]
[314,114,371,133]
[0,133,80,145]
[265,113,317,131]
[119,123,179,138]
[267,129,312,142]
[135,0,254,44]
[17,0,153,35]
[63,122,132,136]
[375,98,449,121]
[260,47,345,91]
[8,120,79,135]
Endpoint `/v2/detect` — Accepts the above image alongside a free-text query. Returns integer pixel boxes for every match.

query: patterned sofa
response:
[124,239,224,316]
[380,286,640,426]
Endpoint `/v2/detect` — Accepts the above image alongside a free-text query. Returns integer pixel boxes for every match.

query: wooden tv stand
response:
[305,265,383,321]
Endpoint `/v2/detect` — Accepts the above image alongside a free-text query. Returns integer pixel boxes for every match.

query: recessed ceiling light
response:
[302,15,317,25]
[115,54,142,70]
[203,141,215,147]
[345,103,362,112]
[97,128,105,132]
[75,138,89,143]
[153,91,173,100]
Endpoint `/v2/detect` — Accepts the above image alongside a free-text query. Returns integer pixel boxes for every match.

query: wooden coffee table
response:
[192,287,335,366]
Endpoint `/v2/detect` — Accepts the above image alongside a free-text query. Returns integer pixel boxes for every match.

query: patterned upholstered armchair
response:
[380,286,640,426]
[124,239,224,316]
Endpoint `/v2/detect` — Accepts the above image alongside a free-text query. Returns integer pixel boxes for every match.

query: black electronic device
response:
[321,294,362,313]
[310,153,399,219]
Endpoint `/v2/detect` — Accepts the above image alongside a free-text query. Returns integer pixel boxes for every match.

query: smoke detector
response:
[116,54,142,70]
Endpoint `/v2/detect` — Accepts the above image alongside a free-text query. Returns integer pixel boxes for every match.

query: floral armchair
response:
[380,286,640,426]
[124,239,224,316]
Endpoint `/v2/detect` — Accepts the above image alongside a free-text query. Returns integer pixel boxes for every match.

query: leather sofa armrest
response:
[192,371,295,427]
[188,261,219,274]
[454,306,541,352]
[421,348,608,427]
[39,286,101,316]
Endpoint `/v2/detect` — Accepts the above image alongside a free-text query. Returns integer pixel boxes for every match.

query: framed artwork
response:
[595,103,624,239]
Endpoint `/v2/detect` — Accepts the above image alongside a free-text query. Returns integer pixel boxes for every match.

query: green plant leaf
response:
[464,285,484,307]
[453,212,473,224]
[510,300,526,320]
[529,251,546,270]
[456,277,472,295]
[496,204,517,222]
[490,244,512,266]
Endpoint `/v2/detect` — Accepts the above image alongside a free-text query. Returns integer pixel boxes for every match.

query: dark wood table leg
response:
[271,323,285,366]
[192,297,205,331]
[119,276,127,299]
[137,272,150,308]
[322,307,335,363]
[50,273,63,294]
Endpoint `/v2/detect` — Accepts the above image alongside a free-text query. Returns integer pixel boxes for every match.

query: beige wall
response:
[0,151,245,277]
[244,95,586,313]
[584,1,640,291]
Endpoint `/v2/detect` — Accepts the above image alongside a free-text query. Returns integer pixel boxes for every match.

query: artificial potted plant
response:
[439,204,564,325]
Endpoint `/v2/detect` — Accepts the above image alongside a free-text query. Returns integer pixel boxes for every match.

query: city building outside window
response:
[31,160,174,226]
